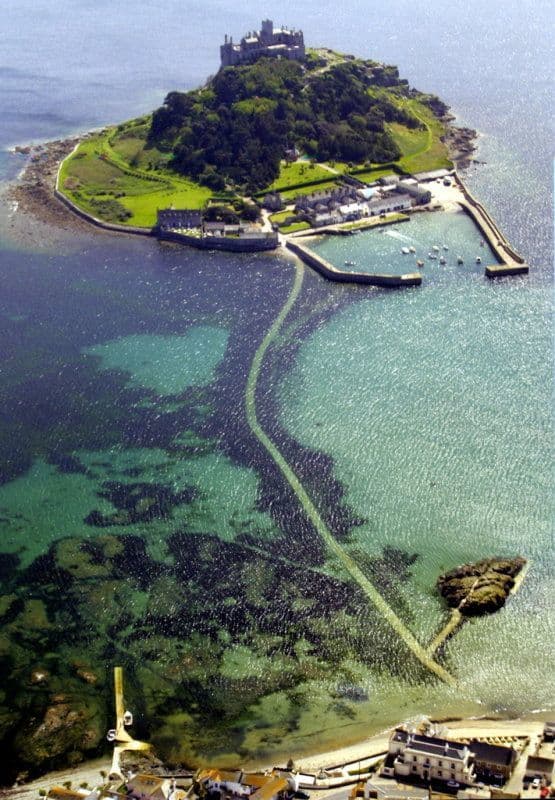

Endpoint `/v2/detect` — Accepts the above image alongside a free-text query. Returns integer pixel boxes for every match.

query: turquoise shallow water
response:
[278,244,554,716]
[309,209,498,277]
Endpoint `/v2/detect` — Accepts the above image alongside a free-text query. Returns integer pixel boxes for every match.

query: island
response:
[10,19,527,281]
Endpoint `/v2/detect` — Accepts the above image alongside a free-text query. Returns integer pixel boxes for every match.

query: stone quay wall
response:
[286,239,421,288]
[158,230,279,252]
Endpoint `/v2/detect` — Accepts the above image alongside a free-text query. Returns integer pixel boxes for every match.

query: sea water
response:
[308,210,498,276]
[0,0,553,776]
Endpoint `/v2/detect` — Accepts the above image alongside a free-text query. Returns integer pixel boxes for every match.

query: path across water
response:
[244,262,456,686]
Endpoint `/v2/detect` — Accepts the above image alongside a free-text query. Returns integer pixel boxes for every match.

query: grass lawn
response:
[121,184,211,228]
[323,161,353,174]
[351,167,396,184]
[59,128,212,227]
[386,98,452,174]
[281,221,311,233]
[266,160,333,191]
[269,210,297,225]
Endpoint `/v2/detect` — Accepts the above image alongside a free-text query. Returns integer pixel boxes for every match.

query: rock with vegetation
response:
[437,556,526,616]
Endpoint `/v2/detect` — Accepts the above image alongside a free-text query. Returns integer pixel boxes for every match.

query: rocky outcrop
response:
[441,123,478,169]
[13,692,105,768]
[437,556,526,616]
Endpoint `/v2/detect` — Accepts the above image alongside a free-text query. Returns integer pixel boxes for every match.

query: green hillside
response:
[57,51,452,227]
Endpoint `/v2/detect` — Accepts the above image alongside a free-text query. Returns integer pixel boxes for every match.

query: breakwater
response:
[453,173,529,277]
[286,239,422,287]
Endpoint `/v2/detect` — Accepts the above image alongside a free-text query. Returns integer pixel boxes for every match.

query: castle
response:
[220,19,305,68]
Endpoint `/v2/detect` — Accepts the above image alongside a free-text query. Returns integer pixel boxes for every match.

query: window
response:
[438,770,442,777]
[438,760,443,766]
[413,756,417,762]
[412,766,417,772]
[451,763,455,769]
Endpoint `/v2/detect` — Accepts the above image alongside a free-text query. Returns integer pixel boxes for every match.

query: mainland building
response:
[220,19,305,67]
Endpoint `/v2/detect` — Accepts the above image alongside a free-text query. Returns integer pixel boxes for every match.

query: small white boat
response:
[432,245,440,252]
[401,246,410,254]
[476,256,482,264]
[344,260,356,266]
[428,252,437,260]
[439,256,446,264]
[107,729,117,742]
[123,710,134,726]
[443,244,449,251]
[480,239,485,247]
[408,245,416,253]
[416,260,424,267]
[457,256,464,264]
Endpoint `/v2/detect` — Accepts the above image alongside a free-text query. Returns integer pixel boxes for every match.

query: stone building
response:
[382,728,476,786]
[220,20,305,68]
[468,740,517,784]
[156,208,202,230]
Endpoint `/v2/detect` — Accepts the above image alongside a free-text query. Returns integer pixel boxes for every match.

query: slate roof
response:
[404,734,467,760]
[469,740,515,766]
[526,756,555,775]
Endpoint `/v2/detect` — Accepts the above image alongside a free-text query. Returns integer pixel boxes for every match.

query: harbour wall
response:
[54,187,153,236]
[286,239,422,288]
[157,230,279,252]
[453,173,528,276]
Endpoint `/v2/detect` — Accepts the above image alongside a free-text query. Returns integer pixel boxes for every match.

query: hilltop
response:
[148,51,440,191]
[50,48,458,228]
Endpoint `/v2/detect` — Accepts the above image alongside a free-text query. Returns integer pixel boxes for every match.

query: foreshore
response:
[8,712,553,799]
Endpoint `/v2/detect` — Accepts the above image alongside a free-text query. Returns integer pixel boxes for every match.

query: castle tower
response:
[260,19,274,40]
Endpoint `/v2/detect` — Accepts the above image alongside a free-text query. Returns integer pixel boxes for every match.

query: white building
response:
[382,728,475,786]
[367,193,412,215]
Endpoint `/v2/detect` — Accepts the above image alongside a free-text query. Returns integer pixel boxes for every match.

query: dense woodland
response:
[149,57,429,192]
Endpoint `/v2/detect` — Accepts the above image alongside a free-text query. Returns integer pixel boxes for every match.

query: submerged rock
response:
[437,556,526,616]
[13,691,105,769]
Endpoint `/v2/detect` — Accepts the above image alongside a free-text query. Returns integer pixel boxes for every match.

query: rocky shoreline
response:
[440,114,479,169]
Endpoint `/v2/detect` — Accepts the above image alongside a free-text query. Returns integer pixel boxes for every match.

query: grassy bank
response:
[58,121,212,228]
[385,98,452,174]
